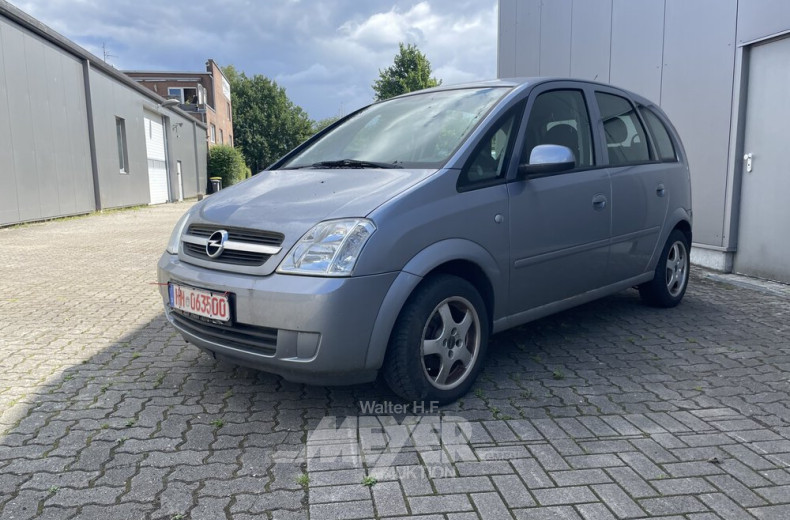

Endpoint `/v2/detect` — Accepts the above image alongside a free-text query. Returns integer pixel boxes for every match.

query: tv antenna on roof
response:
[102,43,116,65]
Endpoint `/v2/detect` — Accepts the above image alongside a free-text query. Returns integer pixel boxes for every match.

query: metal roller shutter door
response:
[145,116,169,204]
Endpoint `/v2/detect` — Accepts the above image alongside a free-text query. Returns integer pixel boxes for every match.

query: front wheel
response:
[639,229,690,307]
[383,274,489,404]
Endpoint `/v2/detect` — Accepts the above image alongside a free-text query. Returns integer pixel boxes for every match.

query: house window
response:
[227,101,232,120]
[115,117,129,174]
[210,124,216,143]
[166,87,198,104]
[229,134,233,146]
[182,87,197,104]
[220,129,224,144]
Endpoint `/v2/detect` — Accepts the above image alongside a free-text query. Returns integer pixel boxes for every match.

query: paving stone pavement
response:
[1,202,790,520]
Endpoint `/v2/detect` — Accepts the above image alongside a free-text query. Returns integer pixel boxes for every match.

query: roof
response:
[401,77,659,106]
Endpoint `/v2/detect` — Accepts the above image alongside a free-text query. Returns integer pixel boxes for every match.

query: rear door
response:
[507,83,611,314]
[594,89,672,283]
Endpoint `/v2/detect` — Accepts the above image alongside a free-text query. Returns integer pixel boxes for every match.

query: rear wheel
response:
[383,274,489,404]
[639,229,690,307]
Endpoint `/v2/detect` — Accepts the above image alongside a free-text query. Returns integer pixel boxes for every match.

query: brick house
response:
[126,59,234,147]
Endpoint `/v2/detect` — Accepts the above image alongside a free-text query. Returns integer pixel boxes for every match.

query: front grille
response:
[171,309,277,356]
[188,225,283,246]
[183,224,284,266]
[183,242,267,266]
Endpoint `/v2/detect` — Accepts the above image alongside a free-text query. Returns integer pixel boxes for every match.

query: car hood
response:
[188,167,436,274]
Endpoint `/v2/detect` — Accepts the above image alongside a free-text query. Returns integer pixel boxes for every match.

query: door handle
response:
[656,184,666,197]
[592,194,607,211]
[744,152,753,173]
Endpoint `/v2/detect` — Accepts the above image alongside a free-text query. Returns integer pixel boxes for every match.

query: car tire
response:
[383,274,489,405]
[639,229,690,308]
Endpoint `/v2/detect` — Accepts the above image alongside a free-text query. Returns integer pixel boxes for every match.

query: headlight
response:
[277,218,376,276]
[165,211,191,255]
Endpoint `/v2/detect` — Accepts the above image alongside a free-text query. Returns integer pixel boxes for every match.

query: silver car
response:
[158,78,691,404]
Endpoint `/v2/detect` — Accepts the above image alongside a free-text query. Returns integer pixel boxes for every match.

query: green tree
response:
[373,43,441,101]
[208,144,249,188]
[223,65,314,173]
[313,116,340,134]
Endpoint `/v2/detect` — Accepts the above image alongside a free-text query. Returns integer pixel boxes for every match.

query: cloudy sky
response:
[16,0,499,121]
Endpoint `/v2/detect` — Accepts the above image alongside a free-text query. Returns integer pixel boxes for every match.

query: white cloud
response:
[13,0,498,119]
[317,1,498,113]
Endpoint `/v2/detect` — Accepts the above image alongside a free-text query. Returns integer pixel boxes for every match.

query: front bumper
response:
[157,253,398,385]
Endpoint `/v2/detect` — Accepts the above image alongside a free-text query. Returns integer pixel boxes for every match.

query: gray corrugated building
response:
[498,0,790,283]
[0,1,208,227]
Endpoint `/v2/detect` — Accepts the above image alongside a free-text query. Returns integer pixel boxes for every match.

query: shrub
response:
[208,145,248,188]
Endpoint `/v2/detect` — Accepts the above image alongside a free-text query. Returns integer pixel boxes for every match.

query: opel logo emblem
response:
[206,230,229,258]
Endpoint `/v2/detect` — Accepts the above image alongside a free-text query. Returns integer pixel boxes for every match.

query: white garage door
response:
[145,116,169,205]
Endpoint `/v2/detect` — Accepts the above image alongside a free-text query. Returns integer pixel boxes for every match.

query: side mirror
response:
[518,144,576,179]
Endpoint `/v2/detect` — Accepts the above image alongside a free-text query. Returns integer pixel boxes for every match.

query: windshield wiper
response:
[310,159,402,169]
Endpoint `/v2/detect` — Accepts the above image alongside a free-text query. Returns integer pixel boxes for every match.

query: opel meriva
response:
[158,78,692,404]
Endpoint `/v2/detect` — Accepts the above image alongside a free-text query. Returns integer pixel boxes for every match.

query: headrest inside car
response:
[604,117,628,144]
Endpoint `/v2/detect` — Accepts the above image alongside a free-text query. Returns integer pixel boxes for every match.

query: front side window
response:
[640,107,676,161]
[281,87,511,170]
[522,89,594,168]
[596,92,651,165]
[459,111,519,188]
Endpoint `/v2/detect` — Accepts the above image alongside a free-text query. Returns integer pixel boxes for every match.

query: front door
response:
[734,36,790,282]
[508,87,611,314]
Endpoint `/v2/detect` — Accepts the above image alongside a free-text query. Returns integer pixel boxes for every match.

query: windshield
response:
[281,87,511,170]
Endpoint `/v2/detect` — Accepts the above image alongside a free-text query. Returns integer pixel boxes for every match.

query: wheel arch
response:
[673,219,692,246]
[363,239,503,370]
[648,208,692,271]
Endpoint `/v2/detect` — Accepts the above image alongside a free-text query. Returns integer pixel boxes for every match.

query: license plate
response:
[169,283,231,322]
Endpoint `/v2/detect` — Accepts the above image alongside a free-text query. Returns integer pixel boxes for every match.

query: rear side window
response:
[522,89,594,168]
[640,107,677,161]
[595,92,651,165]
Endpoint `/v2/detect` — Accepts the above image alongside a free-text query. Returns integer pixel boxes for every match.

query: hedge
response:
[207,145,248,188]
